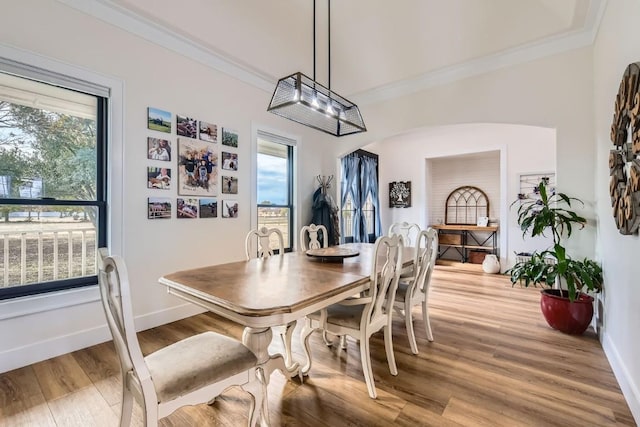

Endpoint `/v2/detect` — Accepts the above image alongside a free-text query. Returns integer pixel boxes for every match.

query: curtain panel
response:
[340,151,381,243]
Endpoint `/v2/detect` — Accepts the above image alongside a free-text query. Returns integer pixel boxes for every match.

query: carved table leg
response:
[242,326,300,384]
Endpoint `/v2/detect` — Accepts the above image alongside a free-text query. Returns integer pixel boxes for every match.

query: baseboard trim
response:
[0,303,204,374]
[602,331,640,424]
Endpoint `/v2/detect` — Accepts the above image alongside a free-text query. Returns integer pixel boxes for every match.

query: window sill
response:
[0,284,100,321]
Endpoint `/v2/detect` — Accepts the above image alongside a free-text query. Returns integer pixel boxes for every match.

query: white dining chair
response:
[392,228,438,354]
[299,224,328,251]
[388,222,421,247]
[301,235,404,399]
[98,252,268,427]
[389,221,421,277]
[244,227,297,370]
[245,226,284,259]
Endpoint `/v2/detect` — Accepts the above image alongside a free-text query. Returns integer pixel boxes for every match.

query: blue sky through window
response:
[257,152,287,205]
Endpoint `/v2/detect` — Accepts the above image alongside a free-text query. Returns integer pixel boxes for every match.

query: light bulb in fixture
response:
[326,103,335,116]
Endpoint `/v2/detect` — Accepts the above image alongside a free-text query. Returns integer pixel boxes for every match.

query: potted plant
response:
[506,181,603,334]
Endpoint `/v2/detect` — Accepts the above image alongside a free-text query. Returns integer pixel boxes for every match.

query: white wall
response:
[428,151,500,225]
[593,0,640,421]
[329,47,596,261]
[365,123,556,268]
[0,0,332,372]
[0,2,637,422]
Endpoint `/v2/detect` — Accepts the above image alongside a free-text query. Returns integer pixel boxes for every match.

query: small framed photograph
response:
[147,137,171,161]
[199,121,218,143]
[147,197,171,219]
[199,198,217,218]
[222,128,238,147]
[222,151,238,171]
[177,198,199,218]
[477,216,489,227]
[147,107,171,133]
[176,115,197,139]
[222,176,238,194]
[222,199,238,218]
[147,167,171,190]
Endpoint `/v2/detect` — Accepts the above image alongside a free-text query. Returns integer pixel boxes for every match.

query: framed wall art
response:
[147,137,171,161]
[177,138,218,196]
[221,151,238,171]
[222,128,238,147]
[176,115,197,139]
[147,107,171,133]
[222,176,238,194]
[222,199,238,218]
[199,121,217,143]
[177,197,199,218]
[389,181,411,208]
[199,198,218,218]
[147,197,171,219]
[147,167,171,190]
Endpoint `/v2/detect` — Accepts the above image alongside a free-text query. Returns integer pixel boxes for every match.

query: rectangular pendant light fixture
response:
[268,72,366,137]
[267,0,366,137]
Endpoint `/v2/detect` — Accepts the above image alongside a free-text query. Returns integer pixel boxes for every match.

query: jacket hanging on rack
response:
[311,176,340,246]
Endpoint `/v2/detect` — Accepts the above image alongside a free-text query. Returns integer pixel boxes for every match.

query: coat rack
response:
[317,175,334,195]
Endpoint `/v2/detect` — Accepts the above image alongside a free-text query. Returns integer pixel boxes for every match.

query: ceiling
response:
[64,0,606,104]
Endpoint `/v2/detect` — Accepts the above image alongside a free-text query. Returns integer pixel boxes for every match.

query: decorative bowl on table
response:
[306,247,359,262]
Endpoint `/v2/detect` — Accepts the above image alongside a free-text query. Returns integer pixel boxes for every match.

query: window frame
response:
[340,149,379,243]
[0,66,109,300]
[254,128,297,253]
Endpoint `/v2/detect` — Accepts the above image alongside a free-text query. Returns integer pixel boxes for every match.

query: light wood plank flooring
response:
[0,266,635,426]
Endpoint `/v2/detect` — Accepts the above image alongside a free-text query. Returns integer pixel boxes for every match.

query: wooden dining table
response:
[158,242,414,384]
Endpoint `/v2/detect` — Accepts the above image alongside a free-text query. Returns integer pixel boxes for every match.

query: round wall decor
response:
[610,62,640,235]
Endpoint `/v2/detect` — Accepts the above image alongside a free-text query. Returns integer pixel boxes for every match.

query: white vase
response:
[482,254,500,274]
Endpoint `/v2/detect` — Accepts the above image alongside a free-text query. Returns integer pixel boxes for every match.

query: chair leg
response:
[322,330,333,346]
[422,299,434,341]
[242,368,269,427]
[359,335,377,399]
[383,324,398,376]
[339,335,347,349]
[405,301,419,354]
[119,385,134,427]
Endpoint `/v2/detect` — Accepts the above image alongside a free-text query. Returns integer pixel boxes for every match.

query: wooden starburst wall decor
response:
[610,61,640,235]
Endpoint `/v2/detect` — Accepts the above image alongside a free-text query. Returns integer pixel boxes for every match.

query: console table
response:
[431,224,498,263]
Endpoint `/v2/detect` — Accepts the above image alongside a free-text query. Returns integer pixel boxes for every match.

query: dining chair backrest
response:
[245,227,284,259]
[366,234,404,327]
[388,222,421,247]
[99,253,152,405]
[299,224,328,251]
[97,246,110,270]
[409,228,439,301]
[99,251,267,426]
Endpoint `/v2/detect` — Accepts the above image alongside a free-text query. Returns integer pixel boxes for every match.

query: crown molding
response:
[56,0,276,93]
[352,0,608,105]
[56,0,607,105]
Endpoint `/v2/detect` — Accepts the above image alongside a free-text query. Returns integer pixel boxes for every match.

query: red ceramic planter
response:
[539,289,594,334]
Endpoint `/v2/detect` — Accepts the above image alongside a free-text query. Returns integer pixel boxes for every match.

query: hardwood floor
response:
[0,266,635,426]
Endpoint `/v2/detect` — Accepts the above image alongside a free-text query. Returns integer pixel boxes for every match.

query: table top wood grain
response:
[159,243,414,326]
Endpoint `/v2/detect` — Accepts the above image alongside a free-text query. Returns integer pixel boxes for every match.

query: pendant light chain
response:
[313,0,316,82]
[328,0,331,91]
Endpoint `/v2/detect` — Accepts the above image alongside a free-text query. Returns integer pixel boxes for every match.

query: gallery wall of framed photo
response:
[146,107,239,220]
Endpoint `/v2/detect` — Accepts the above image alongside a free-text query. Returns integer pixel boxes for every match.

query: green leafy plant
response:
[506,181,603,301]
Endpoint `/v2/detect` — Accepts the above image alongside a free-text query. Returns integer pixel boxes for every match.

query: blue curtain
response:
[341,154,361,242]
[360,155,382,242]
